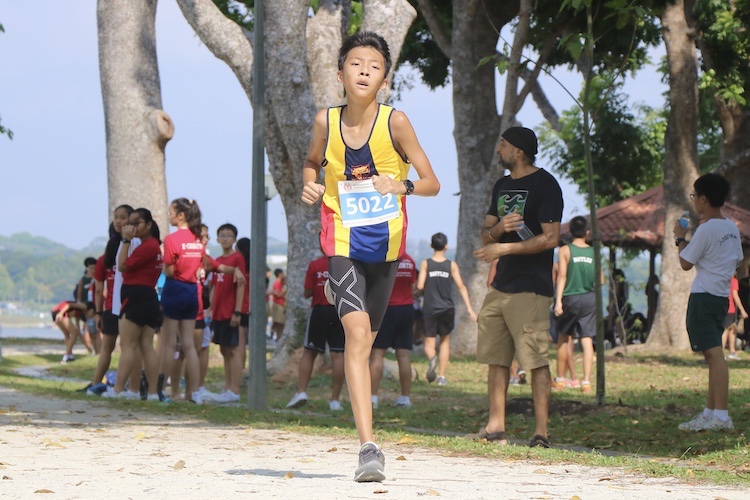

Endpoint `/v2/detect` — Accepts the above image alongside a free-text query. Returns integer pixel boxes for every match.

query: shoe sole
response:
[287,399,308,409]
[354,466,385,482]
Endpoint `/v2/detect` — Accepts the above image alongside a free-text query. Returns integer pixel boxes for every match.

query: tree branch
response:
[715,149,750,176]
[175,0,254,98]
[415,0,452,58]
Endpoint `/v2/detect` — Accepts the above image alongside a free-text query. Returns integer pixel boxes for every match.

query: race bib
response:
[338,179,399,228]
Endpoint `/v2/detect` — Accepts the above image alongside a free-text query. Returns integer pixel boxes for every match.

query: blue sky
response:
[0,2,665,251]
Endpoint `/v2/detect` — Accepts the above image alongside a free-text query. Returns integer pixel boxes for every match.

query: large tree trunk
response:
[178,0,416,373]
[646,0,699,351]
[98,0,173,231]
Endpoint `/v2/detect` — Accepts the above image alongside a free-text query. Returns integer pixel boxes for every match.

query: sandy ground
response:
[1,386,748,499]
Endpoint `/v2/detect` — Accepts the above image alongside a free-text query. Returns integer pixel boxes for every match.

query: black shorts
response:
[424,309,455,338]
[120,285,162,329]
[327,256,399,332]
[723,312,738,329]
[373,304,414,350]
[686,293,726,352]
[240,313,250,328]
[195,319,206,330]
[555,292,596,339]
[304,305,345,353]
[161,279,199,320]
[101,310,120,336]
[212,319,239,347]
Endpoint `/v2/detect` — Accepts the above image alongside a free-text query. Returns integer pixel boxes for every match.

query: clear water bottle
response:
[678,210,690,229]
[516,223,534,241]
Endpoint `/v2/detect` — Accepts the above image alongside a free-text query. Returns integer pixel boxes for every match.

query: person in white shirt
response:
[674,173,744,432]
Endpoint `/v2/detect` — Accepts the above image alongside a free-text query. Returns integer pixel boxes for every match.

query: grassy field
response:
[1,344,750,487]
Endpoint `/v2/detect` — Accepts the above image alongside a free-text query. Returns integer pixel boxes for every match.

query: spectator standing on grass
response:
[473,126,563,448]
[674,173,743,432]
[554,216,599,394]
[722,271,748,360]
[286,246,346,412]
[417,233,476,386]
[270,269,287,343]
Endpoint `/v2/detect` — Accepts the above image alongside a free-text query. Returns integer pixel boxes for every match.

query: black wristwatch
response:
[122,239,131,244]
[675,237,687,247]
[233,311,241,316]
[402,179,414,195]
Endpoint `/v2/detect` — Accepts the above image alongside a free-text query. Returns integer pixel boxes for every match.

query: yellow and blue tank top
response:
[320,104,411,263]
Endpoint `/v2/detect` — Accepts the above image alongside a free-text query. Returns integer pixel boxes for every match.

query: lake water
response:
[0,326,62,341]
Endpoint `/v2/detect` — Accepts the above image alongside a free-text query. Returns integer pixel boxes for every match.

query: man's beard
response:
[499,156,513,170]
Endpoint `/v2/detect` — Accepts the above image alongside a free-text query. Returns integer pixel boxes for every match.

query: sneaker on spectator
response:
[146,393,160,402]
[354,442,385,482]
[436,376,448,386]
[567,378,581,389]
[196,386,217,401]
[212,390,240,404]
[704,415,735,431]
[580,381,592,393]
[551,377,566,391]
[190,391,205,405]
[727,352,741,360]
[100,386,118,398]
[509,377,520,386]
[329,400,343,411]
[394,395,411,408]
[286,392,308,409]
[86,383,107,396]
[117,390,140,400]
[517,370,527,384]
[678,413,711,431]
[371,395,379,409]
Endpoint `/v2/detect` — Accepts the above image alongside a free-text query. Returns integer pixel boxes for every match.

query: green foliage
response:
[695,0,750,106]
[539,77,664,207]
[0,234,104,305]
[212,0,254,31]
[399,0,452,89]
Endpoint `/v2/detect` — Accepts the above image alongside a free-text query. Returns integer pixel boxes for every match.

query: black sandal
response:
[474,428,508,443]
[529,434,551,448]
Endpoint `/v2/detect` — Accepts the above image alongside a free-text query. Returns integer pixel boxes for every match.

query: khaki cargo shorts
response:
[477,288,552,370]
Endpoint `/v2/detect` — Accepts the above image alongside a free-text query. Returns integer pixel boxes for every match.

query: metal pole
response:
[248,0,267,410]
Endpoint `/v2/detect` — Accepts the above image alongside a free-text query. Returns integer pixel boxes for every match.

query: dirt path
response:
[0,386,746,499]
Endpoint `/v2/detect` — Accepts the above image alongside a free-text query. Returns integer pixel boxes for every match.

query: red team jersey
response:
[163,228,205,283]
[211,252,246,321]
[388,253,416,306]
[304,257,330,307]
[272,278,286,306]
[94,255,116,311]
[122,238,164,287]
[729,276,740,314]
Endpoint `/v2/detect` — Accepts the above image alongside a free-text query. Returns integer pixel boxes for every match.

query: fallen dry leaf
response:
[135,432,147,440]
[598,477,615,481]
[532,468,551,474]
[326,447,337,452]
[686,469,694,477]
[396,456,407,461]
[60,437,73,443]
[283,471,294,479]
[2,475,11,480]
[397,436,416,445]
[374,489,388,494]
[427,488,441,496]
[173,460,186,470]
[34,489,54,494]
[571,496,582,500]
[298,458,314,463]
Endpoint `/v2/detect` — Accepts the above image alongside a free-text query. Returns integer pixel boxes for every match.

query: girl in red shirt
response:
[158,198,206,404]
[103,208,163,401]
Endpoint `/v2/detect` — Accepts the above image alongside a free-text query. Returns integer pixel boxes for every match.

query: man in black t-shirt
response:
[472,127,563,449]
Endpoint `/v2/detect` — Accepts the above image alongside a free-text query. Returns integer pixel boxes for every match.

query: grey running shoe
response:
[436,376,448,386]
[704,416,735,431]
[678,412,710,431]
[426,356,438,383]
[354,443,385,482]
